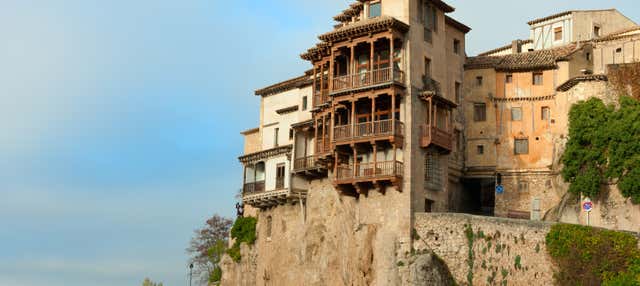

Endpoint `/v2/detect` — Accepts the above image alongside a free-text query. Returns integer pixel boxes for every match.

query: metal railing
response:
[243,181,265,194]
[332,67,405,92]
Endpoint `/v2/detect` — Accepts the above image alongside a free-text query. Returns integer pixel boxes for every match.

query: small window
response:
[289,129,294,140]
[554,27,563,41]
[424,57,431,78]
[515,138,529,155]
[506,74,513,83]
[369,2,381,18]
[302,96,308,110]
[616,47,622,53]
[274,128,279,146]
[477,145,484,155]
[453,39,460,54]
[455,82,461,103]
[425,199,434,212]
[476,76,483,86]
[594,25,601,37]
[276,164,285,189]
[474,103,487,122]
[586,52,591,61]
[533,72,543,85]
[518,181,529,192]
[511,107,522,121]
[541,106,551,120]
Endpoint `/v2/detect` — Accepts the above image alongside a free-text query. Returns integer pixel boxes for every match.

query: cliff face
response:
[221,178,412,286]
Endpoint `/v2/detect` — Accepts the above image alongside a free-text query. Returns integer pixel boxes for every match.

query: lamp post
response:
[189,263,194,286]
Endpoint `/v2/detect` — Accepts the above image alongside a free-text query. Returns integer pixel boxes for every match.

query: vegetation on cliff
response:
[227,216,257,262]
[562,96,640,203]
[546,224,640,285]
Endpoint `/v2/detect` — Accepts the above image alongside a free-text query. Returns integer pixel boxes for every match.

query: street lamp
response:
[189,263,194,286]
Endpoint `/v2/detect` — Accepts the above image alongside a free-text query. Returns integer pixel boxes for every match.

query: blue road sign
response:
[496,185,504,194]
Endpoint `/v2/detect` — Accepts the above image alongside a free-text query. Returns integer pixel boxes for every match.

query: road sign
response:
[495,185,504,194]
[582,199,594,212]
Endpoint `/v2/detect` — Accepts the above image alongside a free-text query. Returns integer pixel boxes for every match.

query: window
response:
[302,96,307,110]
[616,47,622,53]
[533,72,543,85]
[541,106,551,120]
[586,52,591,61]
[424,57,431,78]
[276,164,285,189]
[511,107,522,121]
[453,39,460,54]
[423,3,436,42]
[474,103,486,122]
[425,152,442,191]
[455,82,461,103]
[506,74,513,83]
[518,181,529,192]
[274,128,279,146]
[515,138,529,155]
[477,145,484,155]
[369,2,381,18]
[289,129,294,140]
[554,27,563,41]
[594,25,601,37]
[476,76,483,86]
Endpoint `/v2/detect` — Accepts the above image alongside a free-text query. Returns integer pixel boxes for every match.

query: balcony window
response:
[276,163,285,189]
[424,57,431,78]
[369,2,381,18]
[515,138,529,155]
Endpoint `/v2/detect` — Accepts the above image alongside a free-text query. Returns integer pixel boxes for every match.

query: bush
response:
[546,224,640,285]
[226,216,257,262]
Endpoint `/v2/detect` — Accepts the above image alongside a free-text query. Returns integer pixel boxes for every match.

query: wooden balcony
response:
[242,181,307,208]
[332,67,404,94]
[420,124,453,152]
[334,119,404,144]
[315,136,331,155]
[293,155,327,177]
[334,160,403,185]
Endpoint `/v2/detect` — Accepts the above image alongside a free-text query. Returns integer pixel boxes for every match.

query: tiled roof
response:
[255,74,312,97]
[594,26,640,42]
[556,74,608,92]
[333,2,364,22]
[318,16,409,43]
[527,9,615,26]
[477,39,532,56]
[466,44,578,72]
[301,42,331,61]
[445,15,471,33]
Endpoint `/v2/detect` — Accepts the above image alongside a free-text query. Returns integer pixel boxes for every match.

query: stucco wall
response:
[413,213,555,286]
[593,35,640,74]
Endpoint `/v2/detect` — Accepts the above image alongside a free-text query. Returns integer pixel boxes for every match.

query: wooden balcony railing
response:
[275,176,285,190]
[335,161,403,182]
[315,136,331,155]
[314,89,330,106]
[332,67,405,93]
[334,119,404,142]
[243,181,265,195]
[294,155,317,172]
[420,124,453,152]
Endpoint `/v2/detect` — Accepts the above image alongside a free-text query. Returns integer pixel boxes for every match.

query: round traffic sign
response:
[582,201,594,212]
[495,185,504,194]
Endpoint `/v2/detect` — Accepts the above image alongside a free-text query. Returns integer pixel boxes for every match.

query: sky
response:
[0,0,637,285]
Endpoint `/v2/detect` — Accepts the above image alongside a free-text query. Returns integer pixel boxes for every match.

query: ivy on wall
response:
[227,216,257,262]
[562,96,640,203]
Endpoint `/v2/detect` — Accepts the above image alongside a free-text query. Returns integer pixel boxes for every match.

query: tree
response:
[141,278,163,286]
[186,214,233,284]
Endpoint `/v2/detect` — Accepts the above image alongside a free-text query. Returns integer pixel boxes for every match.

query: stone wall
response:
[413,213,555,286]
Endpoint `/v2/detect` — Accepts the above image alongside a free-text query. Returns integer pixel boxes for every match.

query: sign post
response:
[582,198,593,226]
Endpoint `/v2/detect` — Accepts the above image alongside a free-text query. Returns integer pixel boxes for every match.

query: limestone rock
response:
[409,252,456,286]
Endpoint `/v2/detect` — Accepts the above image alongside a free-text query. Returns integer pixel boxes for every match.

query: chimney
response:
[512,40,522,54]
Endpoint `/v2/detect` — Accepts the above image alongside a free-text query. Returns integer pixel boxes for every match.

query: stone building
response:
[228,3,640,286]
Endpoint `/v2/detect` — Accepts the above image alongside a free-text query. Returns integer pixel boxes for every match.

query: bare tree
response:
[186,214,233,284]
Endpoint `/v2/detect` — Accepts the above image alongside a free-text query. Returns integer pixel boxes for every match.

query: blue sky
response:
[0,1,637,285]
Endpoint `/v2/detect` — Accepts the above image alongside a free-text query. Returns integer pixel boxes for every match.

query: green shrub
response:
[226,216,257,262]
[546,224,640,285]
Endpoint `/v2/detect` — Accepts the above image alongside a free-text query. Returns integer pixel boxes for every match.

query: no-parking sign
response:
[582,198,594,212]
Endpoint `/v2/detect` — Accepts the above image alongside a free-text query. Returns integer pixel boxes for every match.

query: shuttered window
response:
[515,138,529,155]
[474,103,486,122]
